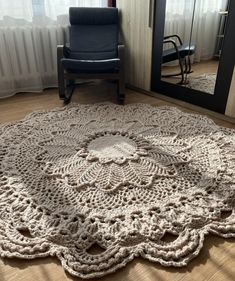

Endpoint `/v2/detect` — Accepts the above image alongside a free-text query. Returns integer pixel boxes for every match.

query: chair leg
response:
[57,46,68,102]
[161,58,185,84]
[117,63,125,105]
[58,78,74,104]
[117,45,125,105]
[184,57,188,73]
[177,58,185,84]
[63,79,75,104]
[187,56,193,73]
[58,53,75,101]
[58,77,66,100]
[58,59,67,101]
[117,78,125,105]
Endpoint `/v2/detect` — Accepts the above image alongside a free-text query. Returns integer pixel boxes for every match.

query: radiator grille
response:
[0,25,68,95]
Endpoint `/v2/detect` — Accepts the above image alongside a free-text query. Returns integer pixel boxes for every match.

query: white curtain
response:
[164,0,228,62]
[0,0,107,99]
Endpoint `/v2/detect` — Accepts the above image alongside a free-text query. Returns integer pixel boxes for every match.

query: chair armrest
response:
[118,44,125,60]
[163,39,181,61]
[163,39,179,51]
[57,45,64,61]
[164,34,183,46]
[118,45,125,72]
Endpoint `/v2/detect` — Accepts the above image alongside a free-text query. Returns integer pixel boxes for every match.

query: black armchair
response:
[57,7,125,104]
[162,34,196,84]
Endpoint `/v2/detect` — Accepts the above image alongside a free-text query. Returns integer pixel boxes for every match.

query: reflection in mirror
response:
[161,0,229,95]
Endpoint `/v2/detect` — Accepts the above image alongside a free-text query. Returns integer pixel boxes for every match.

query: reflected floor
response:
[161,60,219,94]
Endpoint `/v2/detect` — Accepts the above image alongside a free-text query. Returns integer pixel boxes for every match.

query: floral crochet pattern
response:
[42,130,191,191]
[0,103,234,279]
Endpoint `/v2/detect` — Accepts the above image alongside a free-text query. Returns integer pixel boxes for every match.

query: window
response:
[32,0,45,17]
[0,0,108,22]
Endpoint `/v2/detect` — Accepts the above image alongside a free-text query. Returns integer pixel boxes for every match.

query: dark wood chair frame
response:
[161,34,193,84]
[57,44,125,104]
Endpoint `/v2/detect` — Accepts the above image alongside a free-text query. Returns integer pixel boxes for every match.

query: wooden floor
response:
[0,81,235,281]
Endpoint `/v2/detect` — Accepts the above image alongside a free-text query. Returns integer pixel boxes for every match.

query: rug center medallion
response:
[87,135,137,160]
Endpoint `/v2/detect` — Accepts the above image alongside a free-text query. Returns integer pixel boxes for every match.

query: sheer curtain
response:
[164,0,228,62]
[0,0,107,98]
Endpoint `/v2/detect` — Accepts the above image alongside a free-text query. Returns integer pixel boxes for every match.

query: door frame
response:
[151,0,235,114]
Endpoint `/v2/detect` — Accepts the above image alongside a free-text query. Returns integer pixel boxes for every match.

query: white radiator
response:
[0,25,68,97]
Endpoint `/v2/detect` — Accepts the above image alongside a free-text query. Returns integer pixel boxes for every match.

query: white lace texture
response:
[0,103,234,278]
[186,74,216,95]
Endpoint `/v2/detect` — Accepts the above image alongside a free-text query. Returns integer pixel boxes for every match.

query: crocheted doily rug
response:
[0,103,234,279]
[186,74,216,94]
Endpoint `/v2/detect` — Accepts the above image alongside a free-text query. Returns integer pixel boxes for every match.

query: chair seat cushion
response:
[162,44,196,63]
[63,46,117,60]
[61,58,120,73]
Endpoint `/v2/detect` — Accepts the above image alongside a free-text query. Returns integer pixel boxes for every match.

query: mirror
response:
[161,0,230,95]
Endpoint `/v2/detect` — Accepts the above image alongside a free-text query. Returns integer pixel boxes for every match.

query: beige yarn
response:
[186,74,216,94]
[0,103,234,279]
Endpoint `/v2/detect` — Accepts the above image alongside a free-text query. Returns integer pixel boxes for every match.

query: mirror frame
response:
[151,0,235,114]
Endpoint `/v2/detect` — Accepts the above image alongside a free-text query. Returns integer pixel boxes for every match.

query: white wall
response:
[225,67,235,118]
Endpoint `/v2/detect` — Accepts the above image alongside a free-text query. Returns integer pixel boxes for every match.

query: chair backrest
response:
[69,7,119,60]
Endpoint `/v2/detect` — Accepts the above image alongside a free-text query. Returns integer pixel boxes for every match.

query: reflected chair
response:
[162,34,196,84]
[57,7,125,104]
